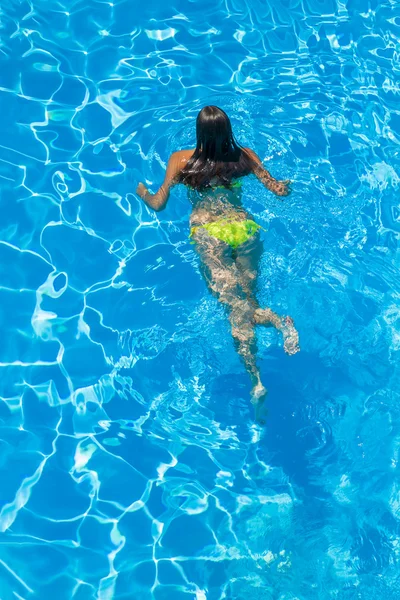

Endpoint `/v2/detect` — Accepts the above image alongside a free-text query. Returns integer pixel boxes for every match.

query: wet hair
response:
[177,105,256,189]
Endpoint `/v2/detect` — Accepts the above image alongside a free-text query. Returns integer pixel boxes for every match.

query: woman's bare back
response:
[136,147,290,214]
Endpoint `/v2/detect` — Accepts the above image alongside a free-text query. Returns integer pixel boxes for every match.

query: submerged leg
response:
[235,234,300,355]
[233,230,263,304]
[193,228,299,423]
[194,230,267,407]
[228,305,268,423]
[254,309,300,355]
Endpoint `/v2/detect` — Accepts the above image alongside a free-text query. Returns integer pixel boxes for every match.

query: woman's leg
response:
[193,229,266,403]
[235,234,300,355]
[233,230,263,304]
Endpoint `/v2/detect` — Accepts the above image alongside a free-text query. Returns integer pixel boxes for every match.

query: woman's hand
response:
[252,161,291,198]
[136,182,148,199]
[269,179,291,197]
[275,180,291,197]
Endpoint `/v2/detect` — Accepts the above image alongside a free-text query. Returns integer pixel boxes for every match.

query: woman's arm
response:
[244,148,291,197]
[136,151,189,212]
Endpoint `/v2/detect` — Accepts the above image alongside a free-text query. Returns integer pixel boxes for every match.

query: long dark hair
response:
[177,105,255,189]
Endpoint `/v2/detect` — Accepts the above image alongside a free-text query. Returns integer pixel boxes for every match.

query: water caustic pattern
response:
[0,0,400,597]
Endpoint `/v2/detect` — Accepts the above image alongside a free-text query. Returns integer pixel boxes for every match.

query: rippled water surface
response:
[1,0,400,598]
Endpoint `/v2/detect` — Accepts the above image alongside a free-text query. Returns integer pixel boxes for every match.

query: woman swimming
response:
[136,106,299,418]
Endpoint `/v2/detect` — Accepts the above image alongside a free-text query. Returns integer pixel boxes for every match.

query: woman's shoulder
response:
[166,150,195,179]
[242,147,259,161]
[170,149,195,163]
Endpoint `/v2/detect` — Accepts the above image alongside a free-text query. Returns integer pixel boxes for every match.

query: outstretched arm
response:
[136,151,188,212]
[244,148,291,197]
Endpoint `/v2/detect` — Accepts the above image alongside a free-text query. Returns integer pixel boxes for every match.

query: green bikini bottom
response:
[190,219,261,249]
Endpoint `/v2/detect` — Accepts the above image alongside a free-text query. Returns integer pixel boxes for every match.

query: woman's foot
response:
[254,309,300,355]
[251,380,267,403]
[281,316,300,355]
[251,381,268,425]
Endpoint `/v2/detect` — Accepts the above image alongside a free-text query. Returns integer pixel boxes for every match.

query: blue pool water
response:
[1,0,400,598]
